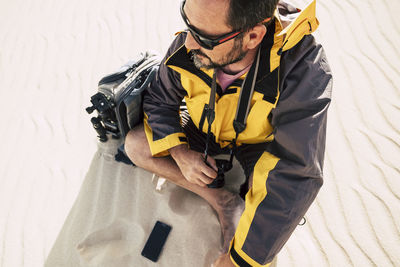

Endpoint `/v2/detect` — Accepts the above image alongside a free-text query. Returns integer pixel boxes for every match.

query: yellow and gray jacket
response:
[143,0,332,265]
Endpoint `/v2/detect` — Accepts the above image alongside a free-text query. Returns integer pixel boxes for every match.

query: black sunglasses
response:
[180,0,243,50]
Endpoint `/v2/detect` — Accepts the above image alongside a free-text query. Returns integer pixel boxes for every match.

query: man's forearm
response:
[169,143,190,162]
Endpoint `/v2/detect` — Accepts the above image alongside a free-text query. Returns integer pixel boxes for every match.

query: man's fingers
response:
[196,179,208,187]
[176,150,219,186]
[206,156,218,172]
[196,180,206,187]
[201,164,218,179]
[191,170,213,186]
[198,154,217,178]
[200,154,217,172]
[198,173,214,185]
[187,171,207,187]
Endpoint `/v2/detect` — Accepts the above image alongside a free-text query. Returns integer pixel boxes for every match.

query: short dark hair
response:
[227,0,279,31]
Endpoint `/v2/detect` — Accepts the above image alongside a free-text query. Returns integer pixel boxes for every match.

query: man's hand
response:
[169,144,218,187]
[212,254,235,267]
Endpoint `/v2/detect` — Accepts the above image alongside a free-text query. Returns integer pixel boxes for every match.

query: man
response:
[125,0,332,266]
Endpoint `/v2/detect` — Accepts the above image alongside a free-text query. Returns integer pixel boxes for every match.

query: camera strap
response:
[203,48,261,167]
[203,70,217,162]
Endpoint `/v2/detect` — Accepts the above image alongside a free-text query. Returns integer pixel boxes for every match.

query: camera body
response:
[206,159,232,188]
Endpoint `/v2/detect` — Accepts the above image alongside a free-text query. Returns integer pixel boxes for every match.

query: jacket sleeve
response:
[143,34,188,157]
[230,35,333,266]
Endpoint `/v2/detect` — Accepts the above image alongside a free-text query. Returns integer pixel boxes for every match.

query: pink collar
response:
[216,64,252,92]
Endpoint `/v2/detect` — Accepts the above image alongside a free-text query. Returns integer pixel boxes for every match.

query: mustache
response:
[191,49,210,59]
[191,49,206,56]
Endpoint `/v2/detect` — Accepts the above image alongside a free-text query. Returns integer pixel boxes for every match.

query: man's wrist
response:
[169,144,189,162]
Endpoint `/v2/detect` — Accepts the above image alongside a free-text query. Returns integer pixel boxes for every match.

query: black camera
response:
[206,159,232,188]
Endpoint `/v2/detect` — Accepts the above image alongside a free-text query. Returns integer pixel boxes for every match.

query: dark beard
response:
[190,38,247,70]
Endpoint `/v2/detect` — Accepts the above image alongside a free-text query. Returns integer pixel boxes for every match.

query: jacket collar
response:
[276,0,319,52]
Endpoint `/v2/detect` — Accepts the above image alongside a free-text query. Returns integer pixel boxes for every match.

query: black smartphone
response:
[141,221,172,262]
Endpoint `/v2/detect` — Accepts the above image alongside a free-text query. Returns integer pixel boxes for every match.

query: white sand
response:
[0,0,399,266]
[45,139,245,266]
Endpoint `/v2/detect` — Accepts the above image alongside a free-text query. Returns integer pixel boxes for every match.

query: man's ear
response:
[244,24,267,50]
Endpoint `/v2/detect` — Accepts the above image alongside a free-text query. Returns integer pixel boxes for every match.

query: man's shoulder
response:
[164,32,188,58]
[279,35,332,101]
[281,35,329,73]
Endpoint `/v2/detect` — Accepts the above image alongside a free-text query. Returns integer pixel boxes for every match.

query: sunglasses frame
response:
[180,0,243,50]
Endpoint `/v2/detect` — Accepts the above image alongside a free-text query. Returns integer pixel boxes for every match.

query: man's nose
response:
[184,31,201,50]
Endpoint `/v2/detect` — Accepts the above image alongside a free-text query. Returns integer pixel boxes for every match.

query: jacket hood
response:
[275,0,319,53]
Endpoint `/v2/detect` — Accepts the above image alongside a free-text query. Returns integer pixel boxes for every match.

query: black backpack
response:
[86,51,161,163]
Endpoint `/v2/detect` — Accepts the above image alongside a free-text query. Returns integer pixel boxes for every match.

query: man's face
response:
[183,0,248,70]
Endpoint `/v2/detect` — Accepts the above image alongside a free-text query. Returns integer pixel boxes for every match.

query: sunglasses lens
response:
[190,30,214,49]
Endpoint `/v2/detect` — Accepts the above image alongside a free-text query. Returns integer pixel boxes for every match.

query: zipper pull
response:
[277,40,288,56]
